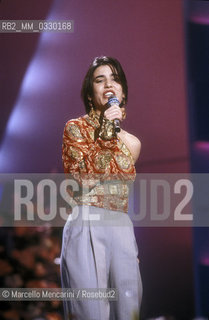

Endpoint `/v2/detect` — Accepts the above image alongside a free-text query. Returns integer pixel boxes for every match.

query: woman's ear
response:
[121,96,126,107]
[121,107,126,120]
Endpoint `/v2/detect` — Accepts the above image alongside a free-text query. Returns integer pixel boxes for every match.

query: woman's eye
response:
[113,77,120,82]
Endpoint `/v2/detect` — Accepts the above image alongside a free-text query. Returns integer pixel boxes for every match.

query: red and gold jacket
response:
[62,113,136,213]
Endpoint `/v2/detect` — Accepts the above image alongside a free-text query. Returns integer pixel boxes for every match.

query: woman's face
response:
[91,65,125,112]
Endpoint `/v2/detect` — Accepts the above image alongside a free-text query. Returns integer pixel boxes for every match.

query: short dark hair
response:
[81,56,128,114]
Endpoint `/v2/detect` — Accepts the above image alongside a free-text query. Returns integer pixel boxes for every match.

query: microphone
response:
[107,95,121,133]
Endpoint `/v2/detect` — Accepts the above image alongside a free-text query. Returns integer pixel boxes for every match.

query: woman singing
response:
[61,56,142,320]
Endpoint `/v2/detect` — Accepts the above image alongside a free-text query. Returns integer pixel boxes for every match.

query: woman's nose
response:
[105,79,112,87]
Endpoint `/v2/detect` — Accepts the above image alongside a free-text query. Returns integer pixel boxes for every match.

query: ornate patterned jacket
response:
[62,112,136,213]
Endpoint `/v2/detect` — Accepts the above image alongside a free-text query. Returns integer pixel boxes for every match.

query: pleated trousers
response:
[60,205,142,320]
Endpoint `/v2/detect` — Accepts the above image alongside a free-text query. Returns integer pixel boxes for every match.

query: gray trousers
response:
[60,205,142,320]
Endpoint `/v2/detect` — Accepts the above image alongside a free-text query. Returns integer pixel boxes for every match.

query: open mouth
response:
[103,90,115,98]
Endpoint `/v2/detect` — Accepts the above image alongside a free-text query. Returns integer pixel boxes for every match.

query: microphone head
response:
[107,95,120,106]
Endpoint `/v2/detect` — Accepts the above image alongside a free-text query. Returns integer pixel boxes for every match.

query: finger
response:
[104,111,122,121]
[107,105,121,112]
[104,107,122,121]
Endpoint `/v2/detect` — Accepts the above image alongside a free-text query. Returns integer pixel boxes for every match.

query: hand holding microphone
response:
[105,94,121,133]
